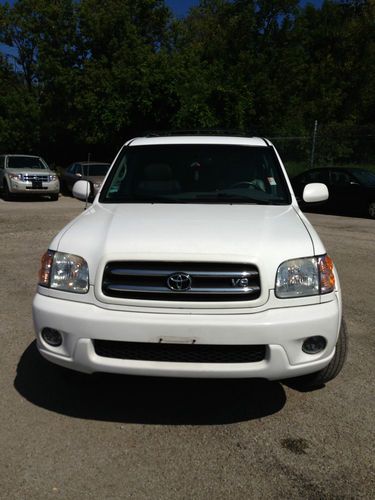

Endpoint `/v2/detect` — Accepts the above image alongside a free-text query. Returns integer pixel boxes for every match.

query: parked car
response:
[292,167,375,218]
[0,154,59,201]
[33,134,347,390]
[61,161,111,195]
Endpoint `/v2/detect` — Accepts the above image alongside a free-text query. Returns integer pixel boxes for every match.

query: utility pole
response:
[310,120,318,169]
[85,152,91,210]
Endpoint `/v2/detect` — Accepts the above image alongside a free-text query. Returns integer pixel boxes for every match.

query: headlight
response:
[275,255,335,298]
[39,250,89,293]
[48,174,58,181]
[9,173,23,180]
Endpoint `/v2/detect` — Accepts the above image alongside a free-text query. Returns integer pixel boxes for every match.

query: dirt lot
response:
[0,195,374,499]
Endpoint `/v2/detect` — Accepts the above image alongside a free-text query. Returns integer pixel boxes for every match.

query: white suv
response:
[0,154,59,200]
[33,135,347,389]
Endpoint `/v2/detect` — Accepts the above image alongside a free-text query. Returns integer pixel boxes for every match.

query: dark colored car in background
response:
[61,161,111,196]
[292,167,375,219]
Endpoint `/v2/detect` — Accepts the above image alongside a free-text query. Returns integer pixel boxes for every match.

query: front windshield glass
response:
[8,156,47,169]
[100,145,291,205]
[351,169,375,186]
[82,164,110,176]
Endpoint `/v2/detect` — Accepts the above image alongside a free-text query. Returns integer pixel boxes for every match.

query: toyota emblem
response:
[167,273,192,291]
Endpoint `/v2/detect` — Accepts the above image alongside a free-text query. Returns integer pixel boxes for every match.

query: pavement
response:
[0,195,374,499]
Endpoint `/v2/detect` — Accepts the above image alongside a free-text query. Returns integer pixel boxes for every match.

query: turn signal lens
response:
[318,254,335,294]
[39,250,55,287]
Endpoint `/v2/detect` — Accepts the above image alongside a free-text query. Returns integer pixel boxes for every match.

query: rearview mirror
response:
[303,183,329,203]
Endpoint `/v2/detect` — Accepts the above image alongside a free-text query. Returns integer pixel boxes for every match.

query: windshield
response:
[82,164,110,176]
[8,156,47,169]
[351,169,375,186]
[100,145,291,205]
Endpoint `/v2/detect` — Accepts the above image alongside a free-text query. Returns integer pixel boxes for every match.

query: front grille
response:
[93,340,266,363]
[102,262,261,301]
[23,174,49,182]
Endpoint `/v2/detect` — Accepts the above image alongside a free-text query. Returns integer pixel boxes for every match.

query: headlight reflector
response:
[9,173,23,180]
[39,250,89,293]
[276,255,335,298]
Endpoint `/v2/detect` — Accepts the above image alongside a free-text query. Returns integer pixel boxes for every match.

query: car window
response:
[351,169,375,186]
[330,170,352,186]
[81,164,110,176]
[100,145,291,205]
[73,164,82,175]
[299,170,329,184]
[7,156,47,169]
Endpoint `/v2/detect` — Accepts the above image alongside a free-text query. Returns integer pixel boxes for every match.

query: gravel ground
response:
[0,195,374,499]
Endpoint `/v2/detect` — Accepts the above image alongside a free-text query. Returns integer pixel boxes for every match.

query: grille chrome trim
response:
[102,262,261,302]
[23,174,49,182]
[109,268,258,278]
[106,284,260,295]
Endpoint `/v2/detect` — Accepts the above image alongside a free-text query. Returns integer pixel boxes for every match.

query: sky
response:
[166,0,199,17]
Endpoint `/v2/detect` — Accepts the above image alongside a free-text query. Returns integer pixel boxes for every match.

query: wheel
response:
[368,201,375,219]
[3,181,12,201]
[50,193,59,201]
[291,319,348,390]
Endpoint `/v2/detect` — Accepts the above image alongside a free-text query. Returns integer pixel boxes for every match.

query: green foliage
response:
[0,0,374,165]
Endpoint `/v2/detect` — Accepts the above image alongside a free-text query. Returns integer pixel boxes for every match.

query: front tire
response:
[3,181,12,201]
[50,193,59,201]
[291,319,348,390]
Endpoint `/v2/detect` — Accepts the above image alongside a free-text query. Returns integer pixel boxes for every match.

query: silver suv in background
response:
[0,154,60,201]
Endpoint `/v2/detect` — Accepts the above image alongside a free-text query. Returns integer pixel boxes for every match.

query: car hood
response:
[53,203,323,291]
[6,168,53,175]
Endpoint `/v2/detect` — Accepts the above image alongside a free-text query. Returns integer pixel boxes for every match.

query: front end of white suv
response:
[32,136,346,388]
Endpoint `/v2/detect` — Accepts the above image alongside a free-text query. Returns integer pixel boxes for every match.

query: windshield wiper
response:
[195,193,271,204]
[116,196,185,204]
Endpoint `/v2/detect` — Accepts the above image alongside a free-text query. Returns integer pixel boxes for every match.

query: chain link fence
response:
[269,125,375,177]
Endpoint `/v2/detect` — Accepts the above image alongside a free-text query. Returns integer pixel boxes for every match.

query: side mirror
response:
[303,183,329,203]
[73,180,92,202]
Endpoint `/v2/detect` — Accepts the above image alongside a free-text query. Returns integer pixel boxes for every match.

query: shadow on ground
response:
[14,342,287,425]
[1,195,56,202]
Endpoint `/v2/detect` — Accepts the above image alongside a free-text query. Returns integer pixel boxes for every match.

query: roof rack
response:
[145,129,258,138]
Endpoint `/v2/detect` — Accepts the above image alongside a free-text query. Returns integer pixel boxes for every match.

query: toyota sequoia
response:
[33,135,347,389]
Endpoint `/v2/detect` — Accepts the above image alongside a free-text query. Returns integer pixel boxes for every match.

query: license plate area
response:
[32,180,43,189]
[159,337,196,344]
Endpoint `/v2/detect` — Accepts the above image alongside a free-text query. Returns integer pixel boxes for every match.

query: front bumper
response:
[32,293,340,380]
[9,179,59,194]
